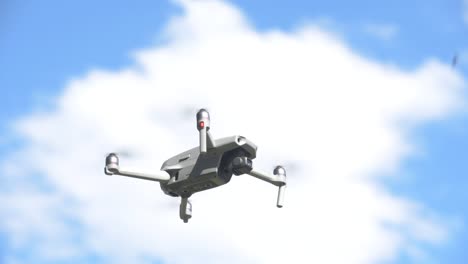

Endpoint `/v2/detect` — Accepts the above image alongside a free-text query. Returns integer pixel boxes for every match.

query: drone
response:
[104,109,287,223]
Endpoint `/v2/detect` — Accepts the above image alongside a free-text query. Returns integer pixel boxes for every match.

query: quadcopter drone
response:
[104,109,287,223]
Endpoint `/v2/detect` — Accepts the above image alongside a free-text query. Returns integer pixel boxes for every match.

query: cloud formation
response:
[1,0,466,263]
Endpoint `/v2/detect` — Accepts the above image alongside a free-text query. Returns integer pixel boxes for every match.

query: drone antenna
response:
[197,109,211,154]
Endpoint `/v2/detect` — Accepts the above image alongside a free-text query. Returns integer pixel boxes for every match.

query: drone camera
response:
[231,156,253,175]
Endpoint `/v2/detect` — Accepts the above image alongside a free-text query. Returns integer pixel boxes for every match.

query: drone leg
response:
[274,166,287,208]
[246,166,287,208]
[277,185,286,208]
[179,197,192,223]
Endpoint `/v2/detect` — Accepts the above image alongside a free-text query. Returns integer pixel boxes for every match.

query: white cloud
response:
[363,23,398,40]
[1,0,466,263]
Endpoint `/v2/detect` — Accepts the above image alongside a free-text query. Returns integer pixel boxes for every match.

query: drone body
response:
[105,109,287,223]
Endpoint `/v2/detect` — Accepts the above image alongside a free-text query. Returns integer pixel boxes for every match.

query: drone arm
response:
[199,127,207,153]
[197,109,216,154]
[106,167,170,182]
[247,166,287,208]
[105,153,170,183]
[198,130,216,152]
[248,169,285,186]
[206,130,216,149]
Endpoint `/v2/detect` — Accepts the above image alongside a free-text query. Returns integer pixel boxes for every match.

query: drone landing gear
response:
[247,166,287,208]
[230,157,287,208]
[180,197,192,223]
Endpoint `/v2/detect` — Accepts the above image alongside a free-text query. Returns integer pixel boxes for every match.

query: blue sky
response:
[1,0,466,128]
[1,0,467,263]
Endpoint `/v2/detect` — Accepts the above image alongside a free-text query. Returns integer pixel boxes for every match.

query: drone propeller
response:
[101,150,133,163]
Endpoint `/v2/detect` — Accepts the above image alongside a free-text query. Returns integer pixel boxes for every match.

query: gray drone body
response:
[159,135,257,198]
[105,109,286,223]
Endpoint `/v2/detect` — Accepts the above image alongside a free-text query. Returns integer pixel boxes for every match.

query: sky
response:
[0,0,467,263]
